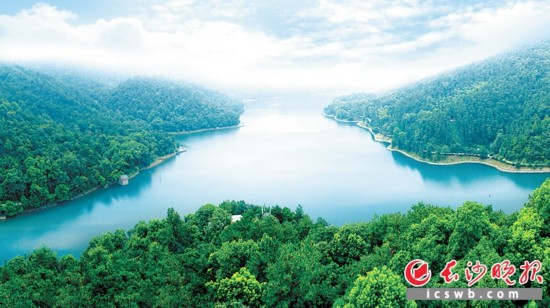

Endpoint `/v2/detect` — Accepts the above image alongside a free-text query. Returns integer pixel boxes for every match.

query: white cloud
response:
[460,1,550,50]
[0,3,77,44]
[1,1,550,93]
[92,18,147,50]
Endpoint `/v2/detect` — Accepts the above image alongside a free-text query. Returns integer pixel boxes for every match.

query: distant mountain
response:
[106,77,243,133]
[0,65,243,217]
[325,41,550,168]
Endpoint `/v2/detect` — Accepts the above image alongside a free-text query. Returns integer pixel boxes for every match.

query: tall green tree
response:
[207,267,265,307]
[447,202,492,260]
[337,266,413,308]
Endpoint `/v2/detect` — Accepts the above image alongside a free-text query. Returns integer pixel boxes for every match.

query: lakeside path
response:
[324,113,550,174]
[168,124,244,135]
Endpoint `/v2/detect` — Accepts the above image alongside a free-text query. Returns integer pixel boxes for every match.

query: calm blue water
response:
[0,94,548,261]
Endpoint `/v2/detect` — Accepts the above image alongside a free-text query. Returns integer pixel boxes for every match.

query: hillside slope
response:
[325,42,550,168]
[106,77,243,133]
[0,66,243,217]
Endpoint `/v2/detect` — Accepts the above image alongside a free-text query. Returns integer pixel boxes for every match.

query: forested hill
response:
[0,65,243,217]
[1,179,548,306]
[325,41,550,168]
[107,78,243,133]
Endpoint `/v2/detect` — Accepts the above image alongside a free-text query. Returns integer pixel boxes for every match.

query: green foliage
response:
[329,227,369,265]
[447,202,492,260]
[505,207,544,265]
[207,267,265,307]
[209,240,261,280]
[406,211,453,271]
[187,204,232,243]
[526,178,550,236]
[219,200,255,215]
[0,65,243,217]
[1,180,550,306]
[325,42,550,167]
[264,242,338,306]
[107,77,243,133]
[338,266,412,308]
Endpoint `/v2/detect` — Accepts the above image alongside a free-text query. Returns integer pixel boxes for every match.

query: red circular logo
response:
[404,259,432,287]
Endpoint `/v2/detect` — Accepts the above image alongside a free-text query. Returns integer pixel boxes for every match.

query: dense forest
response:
[325,42,550,168]
[0,66,243,217]
[0,179,548,307]
[107,78,243,133]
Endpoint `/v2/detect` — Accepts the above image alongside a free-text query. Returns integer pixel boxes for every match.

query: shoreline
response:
[3,124,245,219]
[324,113,550,174]
[3,123,244,220]
[386,146,550,173]
[139,148,183,172]
[2,148,187,220]
[168,124,244,135]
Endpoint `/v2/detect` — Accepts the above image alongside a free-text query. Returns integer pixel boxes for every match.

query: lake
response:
[1,93,548,261]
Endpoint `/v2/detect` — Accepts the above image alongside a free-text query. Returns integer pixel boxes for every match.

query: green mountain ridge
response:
[1,179,548,306]
[107,77,243,133]
[325,41,550,168]
[0,65,243,217]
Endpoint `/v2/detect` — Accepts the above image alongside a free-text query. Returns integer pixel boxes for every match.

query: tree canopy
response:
[325,41,550,167]
[0,66,243,217]
[1,179,549,306]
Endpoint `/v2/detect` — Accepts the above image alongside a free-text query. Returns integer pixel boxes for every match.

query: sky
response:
[1,1,550,93]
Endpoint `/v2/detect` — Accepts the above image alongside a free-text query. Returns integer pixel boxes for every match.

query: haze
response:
[2,0,550,92]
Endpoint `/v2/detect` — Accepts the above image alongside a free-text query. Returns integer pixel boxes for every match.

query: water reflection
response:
[1,95,548,262]
[390,150,549,189]
[88,168,157,210]
[177,125,241,142]
[0,158,164,261]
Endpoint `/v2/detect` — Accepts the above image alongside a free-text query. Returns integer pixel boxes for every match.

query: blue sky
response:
[2,1,550,92]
